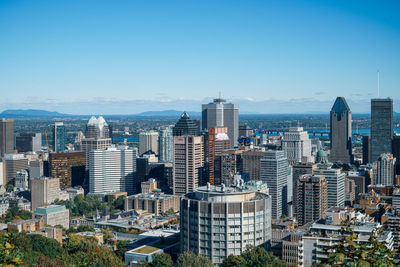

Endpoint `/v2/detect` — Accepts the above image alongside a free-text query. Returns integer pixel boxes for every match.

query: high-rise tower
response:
[371,98,393,162]
[202,97,239,148]
[0,119,14,157]
[53,122,66,153]
[330,97,352,164]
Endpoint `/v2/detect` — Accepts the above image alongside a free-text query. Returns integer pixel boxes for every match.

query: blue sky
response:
[0,0,399,114]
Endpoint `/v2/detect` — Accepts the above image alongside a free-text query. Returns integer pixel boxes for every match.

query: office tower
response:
[282,127,312,165]
[139,131,159,156]
[15,133,41,153]
[180,184,271,265]
[15,170,29,190]
[242,150,265,180]
[292,163,317,217]
[158,127,173,163]
[29,160,44,179]
[31,177,60,211]
[136,154,172,193]
[313,163,345,208]
[373,153,396,186]
[4,154,29,184]
[52,122,66,153]
[239,124,253,137]
[81,138,112,169]
[202,97,239,148]
[172,112,199,136]
[221,149,243,184]
[0,119,14,157]
[208,127,230,185]
[34,205,69,229]
[140,178,157,193]
[260,150,289,219]
[330,97,352,164]
[362,135,371,164]
[296,174,328,226]
[392,134,400,175]
[85,116,111,139]
[371,98,393,162]
[173,136,204,195]
[89,147,136,195]
[0,161,4,186]
[49,151,86,189]
[347,170,370,202]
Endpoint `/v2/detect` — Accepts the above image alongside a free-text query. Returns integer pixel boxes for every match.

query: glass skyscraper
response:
[371,98,393,162]
[53,122,66,153]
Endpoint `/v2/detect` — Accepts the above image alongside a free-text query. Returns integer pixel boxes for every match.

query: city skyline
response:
[1,1,400,114]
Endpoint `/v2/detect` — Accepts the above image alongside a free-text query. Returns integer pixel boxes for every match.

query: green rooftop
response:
[35,205,66,214]
[132,245,160,254]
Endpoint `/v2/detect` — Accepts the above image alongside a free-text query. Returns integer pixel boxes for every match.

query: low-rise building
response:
[0,197,9,217]
[76,231,104,244]
[7,218,44,232]
[125,245,163,266]
[65,187,85,200]
[124,192,179,216]
[34,205,70,229]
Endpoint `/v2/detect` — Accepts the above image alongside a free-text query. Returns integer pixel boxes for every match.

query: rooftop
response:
[35,205,66,214]
[129,245,161,255]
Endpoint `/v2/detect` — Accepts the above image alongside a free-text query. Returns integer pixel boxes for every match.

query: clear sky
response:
[0,0,399,114]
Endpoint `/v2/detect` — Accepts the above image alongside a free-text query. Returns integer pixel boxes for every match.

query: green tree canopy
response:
[176,251,213,267]
[148,253,173,267]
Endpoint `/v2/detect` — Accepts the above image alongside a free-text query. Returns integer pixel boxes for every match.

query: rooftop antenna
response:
[377,70,380,97]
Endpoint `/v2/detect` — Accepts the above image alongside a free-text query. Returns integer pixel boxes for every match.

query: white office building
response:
[282,127,312,165]
[260,150,289,219]
[158,127,173,163]
[89,146,137,195]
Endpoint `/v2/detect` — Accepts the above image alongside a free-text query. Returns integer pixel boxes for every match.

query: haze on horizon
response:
[0,0,399,114]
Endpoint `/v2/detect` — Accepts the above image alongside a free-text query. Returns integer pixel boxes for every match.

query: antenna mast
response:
[377,70,380,97]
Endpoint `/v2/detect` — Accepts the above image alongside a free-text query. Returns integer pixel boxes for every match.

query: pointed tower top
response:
[331,97,350,114]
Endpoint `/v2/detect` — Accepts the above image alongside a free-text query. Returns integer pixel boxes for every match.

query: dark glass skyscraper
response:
[172,112,199,136]
[371,98,393,162]
[329,97,352,163]
[0,119,14,157]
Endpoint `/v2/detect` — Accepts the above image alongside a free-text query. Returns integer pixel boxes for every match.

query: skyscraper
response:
[202,97,239,147]
[282,127,312,165]
[139,131,159,156]
[49,151,86,189]
[373,153,396,186]
[362,135,371,164]
[208,127,230,185]
[313,163,345,208]
[53,122,66,153]
[392,134,400,175]
[292,162,317,218]
[330,97,352,164]
[172,112,199,136]
[89,146,136,194]
[81,117,113,169]
[159,127,173,163]
[296,174,328,226]
[371,98,393,162]
[173,135,204,195]
[85,116,111,139]
[16,133,42,153]
[0,119,14,157]
[260,150,289,219]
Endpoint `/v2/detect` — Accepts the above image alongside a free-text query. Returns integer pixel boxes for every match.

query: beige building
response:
[173,135,204,195]
[296,174,328,226]
[124,192,179,216]
[31,177,60,211]
[4,154,29,184]
[139,131,159,156]
[34,205,70,229]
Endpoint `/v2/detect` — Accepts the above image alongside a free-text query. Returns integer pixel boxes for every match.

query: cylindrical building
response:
[180,183,271,265]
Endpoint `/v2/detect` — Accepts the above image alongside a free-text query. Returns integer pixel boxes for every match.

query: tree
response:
[176,251,213,267]
[0,233,24,266]
[148,253,173,267]
[115,240,131,260]
[221,246,288,267]
[101,227,115,242]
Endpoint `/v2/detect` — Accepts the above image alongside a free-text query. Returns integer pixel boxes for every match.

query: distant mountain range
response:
[0,109,201,118]
[0,109,69,118]
[0,109,398,118]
